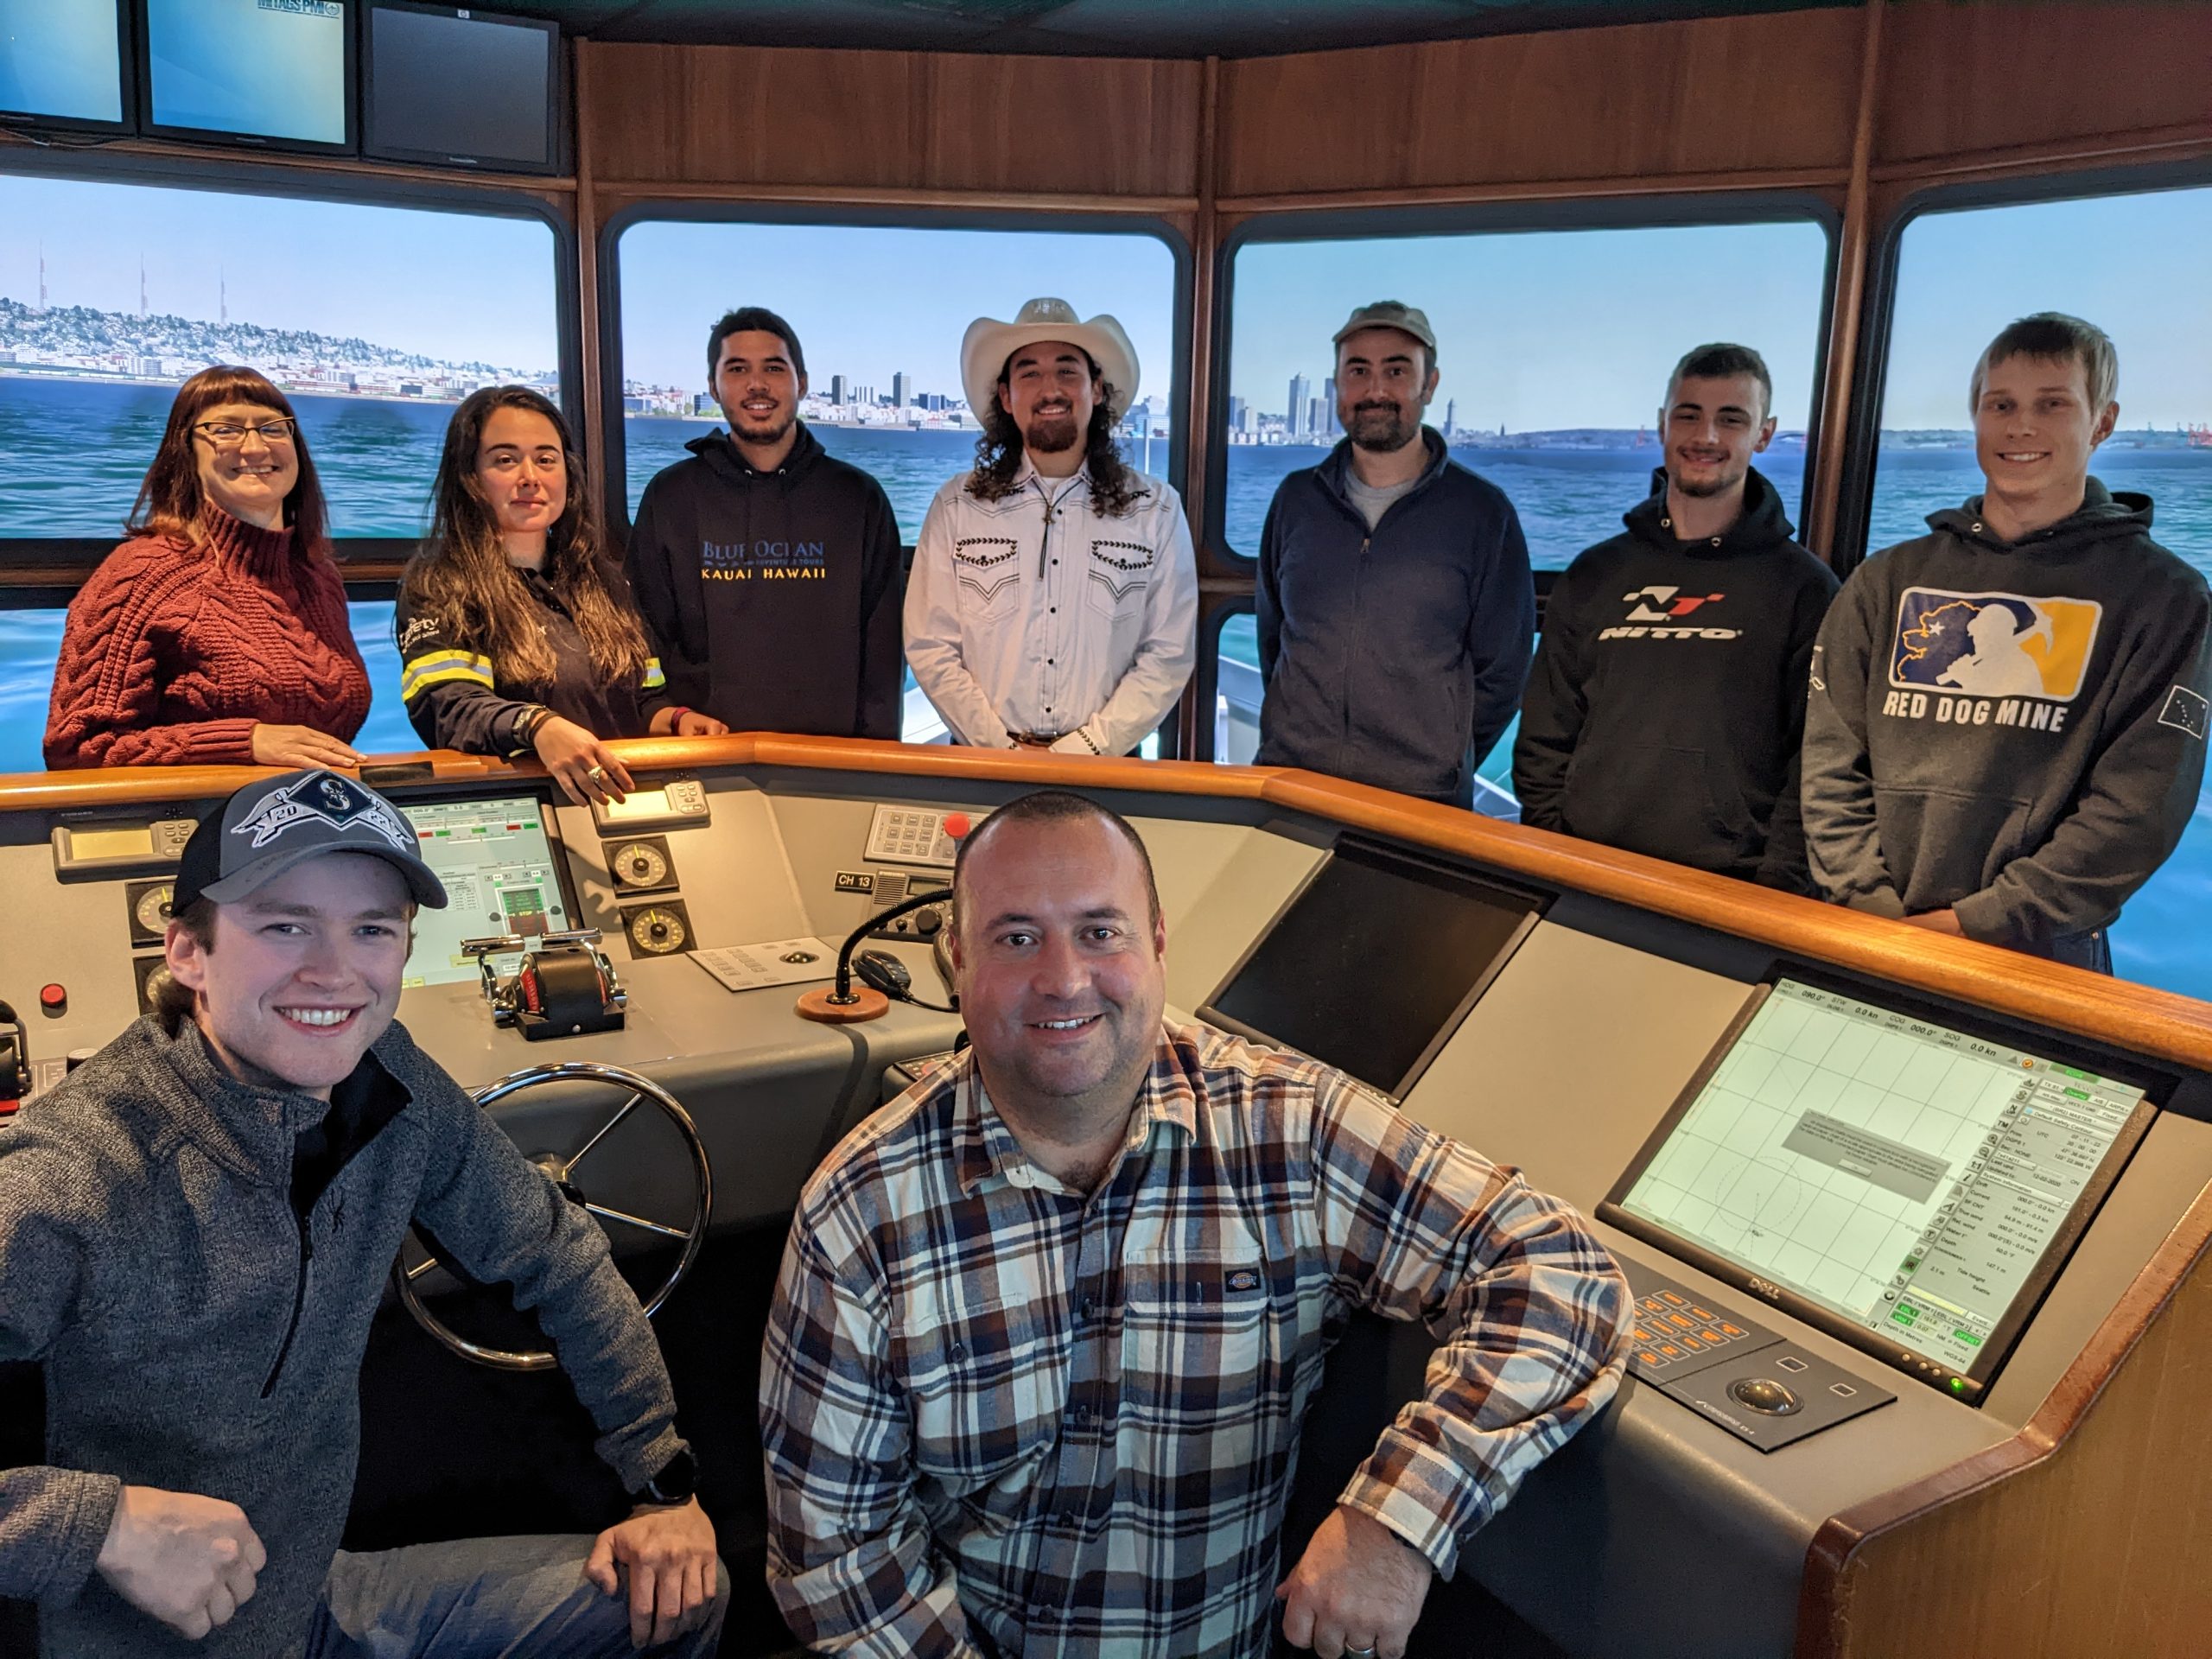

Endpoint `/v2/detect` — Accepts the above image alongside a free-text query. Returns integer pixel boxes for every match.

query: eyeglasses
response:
[191,417,298,447]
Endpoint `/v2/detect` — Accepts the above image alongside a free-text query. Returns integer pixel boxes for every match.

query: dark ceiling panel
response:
[456,0,1854,59]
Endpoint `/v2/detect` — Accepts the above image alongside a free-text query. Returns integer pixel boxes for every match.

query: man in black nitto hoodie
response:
[626,307,904,740]
[1516,344,1838,891]
[1802,313,2212,971]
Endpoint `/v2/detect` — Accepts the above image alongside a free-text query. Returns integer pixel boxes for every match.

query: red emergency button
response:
[39,983,67,1016]
[943,812,972,840]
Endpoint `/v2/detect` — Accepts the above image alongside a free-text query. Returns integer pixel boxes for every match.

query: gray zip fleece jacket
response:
[0,1016,688,1658]
[1802,480,2212,952]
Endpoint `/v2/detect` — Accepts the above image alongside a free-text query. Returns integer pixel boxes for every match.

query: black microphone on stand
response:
[796,888,957,1024]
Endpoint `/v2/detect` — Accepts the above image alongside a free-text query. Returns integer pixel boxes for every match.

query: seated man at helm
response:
[761,789,1630,1659]
[0,769,726,1657]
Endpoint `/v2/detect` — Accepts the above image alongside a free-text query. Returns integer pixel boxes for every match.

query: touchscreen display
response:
[1199,840,1539,1099]
[1611,978,2150,1385]
[400,793,570,988]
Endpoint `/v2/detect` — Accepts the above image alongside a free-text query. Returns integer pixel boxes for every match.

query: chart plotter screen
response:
[398,793,573,989]
[1605,978,2153,1392]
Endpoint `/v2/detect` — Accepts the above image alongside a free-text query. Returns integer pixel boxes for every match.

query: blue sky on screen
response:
[1880,187,2212,430]
[1230,219,1833,433]
[616,220,1179,404]
[0,172,560,373]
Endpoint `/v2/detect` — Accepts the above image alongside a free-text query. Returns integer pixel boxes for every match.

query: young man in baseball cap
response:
[1255,301,1535,808]
[0,769,726,1657]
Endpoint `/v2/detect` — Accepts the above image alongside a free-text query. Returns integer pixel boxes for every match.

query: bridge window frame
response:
[1205,192,1843,576]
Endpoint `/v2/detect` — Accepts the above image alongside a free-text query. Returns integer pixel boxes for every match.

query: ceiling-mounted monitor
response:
[139,0,354,154]
[1600,975,2160,1401]
[0,0,131,134]
[365,3,560,174]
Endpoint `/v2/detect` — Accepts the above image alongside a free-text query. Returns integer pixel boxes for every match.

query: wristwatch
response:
[632,1446,697,1507]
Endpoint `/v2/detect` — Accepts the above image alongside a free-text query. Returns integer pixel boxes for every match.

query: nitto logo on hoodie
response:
[1599,583,1741,640]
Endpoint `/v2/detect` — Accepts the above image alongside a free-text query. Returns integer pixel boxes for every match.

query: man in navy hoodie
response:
[1516,343,1838,890]
[1802,313,2212,970]
[626,307,905,740]
[1255,302,1535,807]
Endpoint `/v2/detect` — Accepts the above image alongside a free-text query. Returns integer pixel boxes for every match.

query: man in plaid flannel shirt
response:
[760,791,1630,1659]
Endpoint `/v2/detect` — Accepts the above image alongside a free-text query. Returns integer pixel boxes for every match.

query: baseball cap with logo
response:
[1332,301,1438,358]
[174,770,448,912]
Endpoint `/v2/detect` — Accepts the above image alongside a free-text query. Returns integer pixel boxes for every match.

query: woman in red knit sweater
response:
[43,365,371,771]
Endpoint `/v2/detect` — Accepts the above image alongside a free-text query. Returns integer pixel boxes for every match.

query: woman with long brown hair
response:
[396,386,725,805]
[43,365,371,770]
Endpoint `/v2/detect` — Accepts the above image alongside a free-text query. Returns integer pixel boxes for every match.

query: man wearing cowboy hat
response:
[904,298,1198,755]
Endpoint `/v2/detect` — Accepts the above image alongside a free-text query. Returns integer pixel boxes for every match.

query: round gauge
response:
[135,883,175,938]
[612,842,670,890]
[628,906,688,956]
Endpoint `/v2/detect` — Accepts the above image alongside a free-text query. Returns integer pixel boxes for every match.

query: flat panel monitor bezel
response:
[0,0,135,135]
[136,0,359,156]
[386,782,582,988]
[1198,836,1544,1102]
[1598,966,2166,1402]
[361,0,561,175]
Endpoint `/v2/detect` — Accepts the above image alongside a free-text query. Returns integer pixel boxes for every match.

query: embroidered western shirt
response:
[903,461,1198,756]
[760,1022,1630,1658]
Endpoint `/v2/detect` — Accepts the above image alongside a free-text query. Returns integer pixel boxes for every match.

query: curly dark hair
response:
[965,368,1142,518]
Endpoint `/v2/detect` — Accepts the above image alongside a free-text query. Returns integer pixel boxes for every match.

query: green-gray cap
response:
[1332,301,1437,356]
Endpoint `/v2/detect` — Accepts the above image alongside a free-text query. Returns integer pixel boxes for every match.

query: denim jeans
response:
[302,1534,728,1657]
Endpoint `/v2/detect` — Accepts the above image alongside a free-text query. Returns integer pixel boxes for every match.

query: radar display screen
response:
[1198,838,1541,1100]
[396,792,574,988]
[1603,977,2157,1397]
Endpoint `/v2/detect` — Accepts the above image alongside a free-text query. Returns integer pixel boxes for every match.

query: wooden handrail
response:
[9,734,2212,1070]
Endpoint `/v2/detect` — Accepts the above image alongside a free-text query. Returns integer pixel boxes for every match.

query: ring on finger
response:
[587,764,607,783]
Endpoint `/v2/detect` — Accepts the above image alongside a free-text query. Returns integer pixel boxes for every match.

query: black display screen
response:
[1199,839,1541,1099]
[365,3,557,171]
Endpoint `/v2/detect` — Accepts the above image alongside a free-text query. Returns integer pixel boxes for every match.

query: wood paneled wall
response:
[1876,3,2212,171]
[580,42,1203,201]
[1212,9,1866,202]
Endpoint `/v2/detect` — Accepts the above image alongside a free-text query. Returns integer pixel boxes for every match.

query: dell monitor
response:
[365,3,560,174]
[140,0,354,153]
[1199,838,1541,1101]
[1601,975,2158,1399]
[0,0,130,133]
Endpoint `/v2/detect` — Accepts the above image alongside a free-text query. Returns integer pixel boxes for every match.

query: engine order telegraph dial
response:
[621,899,695,957]
[603,835,677,894]
[125,879,176,948]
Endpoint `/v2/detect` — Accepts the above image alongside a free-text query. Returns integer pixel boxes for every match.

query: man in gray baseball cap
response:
[1256,300,1535,807]
[0,769,726,1656]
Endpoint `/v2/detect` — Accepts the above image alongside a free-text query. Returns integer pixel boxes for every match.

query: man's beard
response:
[1348,402,1419,454]
[728,399,795,446]
[1023,410,1083,455]
[1671,461,1744,499]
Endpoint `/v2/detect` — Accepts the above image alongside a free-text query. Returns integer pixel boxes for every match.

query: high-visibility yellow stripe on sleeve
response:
[399,650,495,703]
[642,657,667,691]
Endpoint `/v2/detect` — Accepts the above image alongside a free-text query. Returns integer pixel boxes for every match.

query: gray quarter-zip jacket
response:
[0,1016,689,1658]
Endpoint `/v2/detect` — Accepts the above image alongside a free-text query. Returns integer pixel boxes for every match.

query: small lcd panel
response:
[0,0,128,130]
[143,0,352,150]
[365,3,558,172]
[397,792,575,988]
[1199,839,1540,1099]
[1603,977,2157,1397]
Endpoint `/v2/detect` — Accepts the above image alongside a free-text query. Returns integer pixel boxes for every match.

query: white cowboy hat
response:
[960,298,1141,425]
